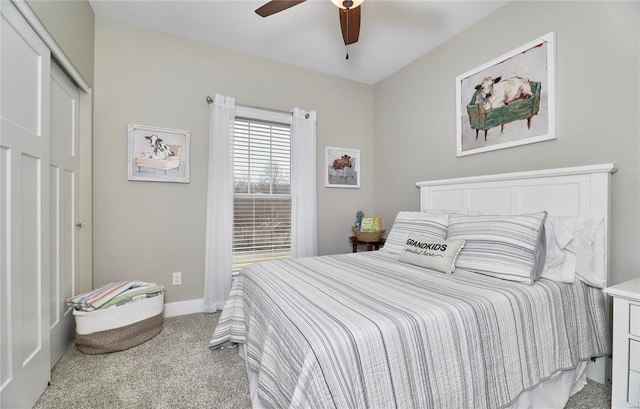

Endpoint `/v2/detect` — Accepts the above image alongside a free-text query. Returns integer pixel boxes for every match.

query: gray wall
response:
[93,18,374,303]
[372,1,639,286]
[27,0,95,86]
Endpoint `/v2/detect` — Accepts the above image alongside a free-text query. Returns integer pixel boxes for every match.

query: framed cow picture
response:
[456,32,555,157]
[325,146,360,188]
[128,124,190,183]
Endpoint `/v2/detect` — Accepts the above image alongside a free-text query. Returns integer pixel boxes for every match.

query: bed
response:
[210,164,615,409]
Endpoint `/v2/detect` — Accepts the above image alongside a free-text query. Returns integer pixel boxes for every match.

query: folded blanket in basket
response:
[66,281,163,312]
[98,285,164,310]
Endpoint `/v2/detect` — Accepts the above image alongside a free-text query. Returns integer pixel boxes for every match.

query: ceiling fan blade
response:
[255,0,306,17]
[339,5,361,45]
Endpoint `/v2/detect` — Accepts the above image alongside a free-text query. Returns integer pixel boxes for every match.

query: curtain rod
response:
[206,95,293,116]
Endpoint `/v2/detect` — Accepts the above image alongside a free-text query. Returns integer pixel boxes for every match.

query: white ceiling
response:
[89,0,509,84]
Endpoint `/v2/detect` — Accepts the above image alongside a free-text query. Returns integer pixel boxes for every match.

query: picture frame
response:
[456,32,555,157]
[128,123,190,183]
[325,146,360,188]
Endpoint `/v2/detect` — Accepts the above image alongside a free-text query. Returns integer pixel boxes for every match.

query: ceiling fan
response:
[255,0,364,58]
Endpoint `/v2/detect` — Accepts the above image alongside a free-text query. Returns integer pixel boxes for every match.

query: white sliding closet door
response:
[0,1,52,408]
[49,62,80,368]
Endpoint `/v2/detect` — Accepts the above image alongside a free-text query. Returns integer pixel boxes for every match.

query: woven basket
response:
[352,226,386,242]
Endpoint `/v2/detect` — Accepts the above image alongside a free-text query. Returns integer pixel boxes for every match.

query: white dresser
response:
[605,279,640,408]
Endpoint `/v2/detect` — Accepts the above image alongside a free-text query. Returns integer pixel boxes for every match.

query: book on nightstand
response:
[360,217,381,232]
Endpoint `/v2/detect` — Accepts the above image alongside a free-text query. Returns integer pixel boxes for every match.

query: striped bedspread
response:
[209,252,609,409]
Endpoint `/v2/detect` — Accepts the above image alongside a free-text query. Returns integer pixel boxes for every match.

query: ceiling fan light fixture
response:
[330,0,364,9]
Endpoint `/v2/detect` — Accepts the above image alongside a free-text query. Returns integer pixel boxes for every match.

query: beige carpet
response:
[34,313,250,409]
[34,312,610,408]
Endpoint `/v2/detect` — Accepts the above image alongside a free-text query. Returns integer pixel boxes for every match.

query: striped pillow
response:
[380,212,449,255]
[447,212,548,284]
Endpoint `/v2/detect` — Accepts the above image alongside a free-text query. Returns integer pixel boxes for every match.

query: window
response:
[232,108,291,273]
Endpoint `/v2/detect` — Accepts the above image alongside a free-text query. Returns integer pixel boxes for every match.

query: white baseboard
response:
[163,298,204,318]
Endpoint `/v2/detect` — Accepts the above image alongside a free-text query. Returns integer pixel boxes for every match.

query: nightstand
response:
[349,236,385,252]
[605,278,640,408]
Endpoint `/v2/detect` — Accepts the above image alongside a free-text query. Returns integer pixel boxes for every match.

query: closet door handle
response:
[75,222,82,228]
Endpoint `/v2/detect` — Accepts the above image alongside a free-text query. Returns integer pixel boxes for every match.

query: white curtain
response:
[290,108,318,258]
[203,94,235,313]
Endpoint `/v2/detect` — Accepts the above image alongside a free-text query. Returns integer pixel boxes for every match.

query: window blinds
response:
[232,117,291,273]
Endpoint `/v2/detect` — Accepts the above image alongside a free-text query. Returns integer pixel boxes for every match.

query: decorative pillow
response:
[399,233,465,274]
[379,212,449,255]
[447,212,548,284]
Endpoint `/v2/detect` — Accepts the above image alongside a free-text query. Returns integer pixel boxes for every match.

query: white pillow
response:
[539,215,606,288]
[539,217,577,283]
[564,216,605,288]
[379,212,449,255]
[399,233,465,274]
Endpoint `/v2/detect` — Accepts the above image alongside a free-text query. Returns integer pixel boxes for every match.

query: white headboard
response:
[417,163,615,271]
[417,164,615,217]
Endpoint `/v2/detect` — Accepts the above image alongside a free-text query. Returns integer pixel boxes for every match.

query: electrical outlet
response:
[172,272,182,286]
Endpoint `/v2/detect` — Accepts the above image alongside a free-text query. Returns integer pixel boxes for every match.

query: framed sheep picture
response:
[128,124,191,183]
[325,146,360,188]
[456,32,555,157]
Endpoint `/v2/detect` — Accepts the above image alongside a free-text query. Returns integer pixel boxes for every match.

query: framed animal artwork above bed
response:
[210,163,616,409]
[456,32,556,157]
[128,123,191,183]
